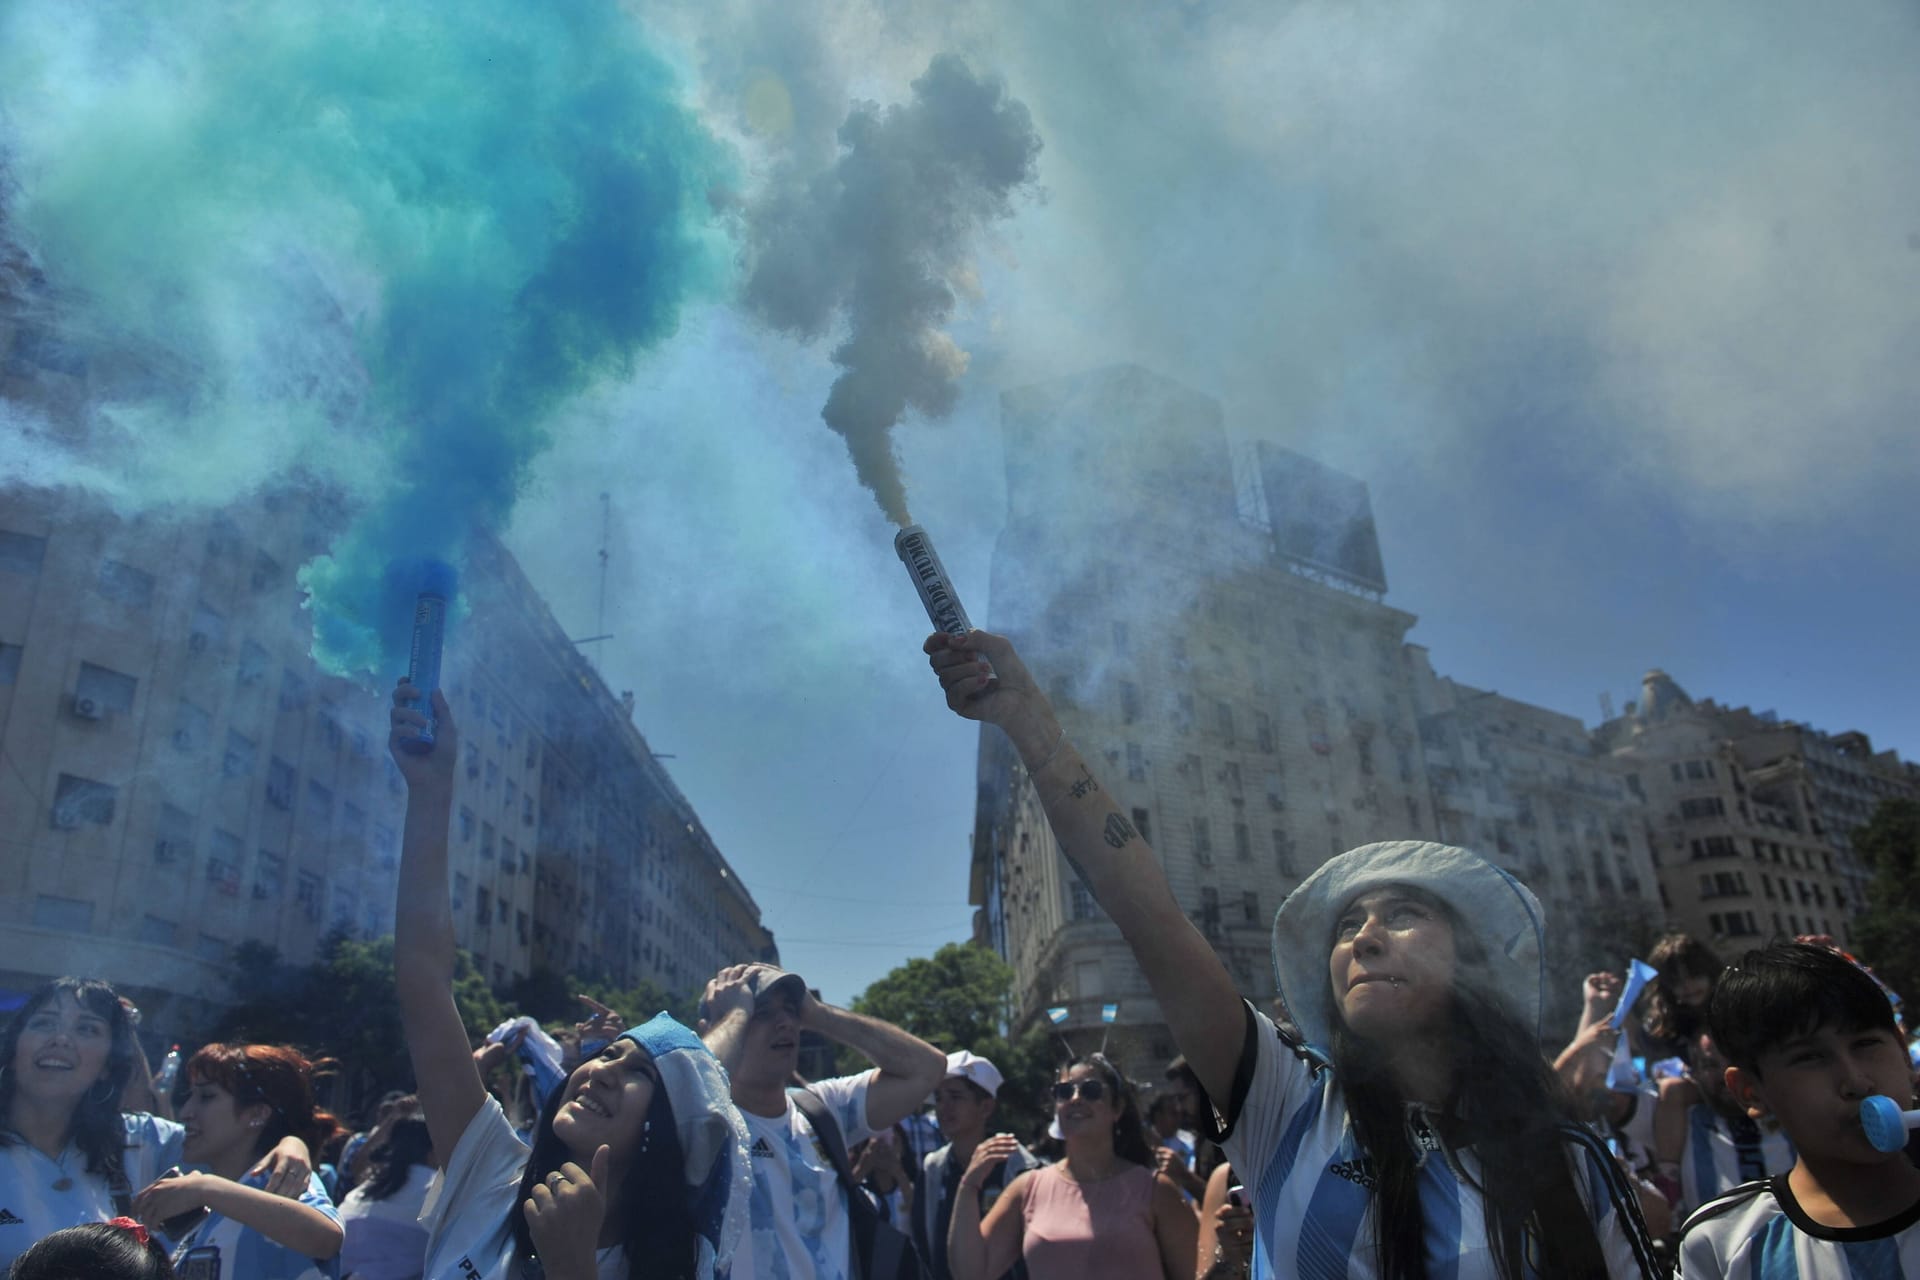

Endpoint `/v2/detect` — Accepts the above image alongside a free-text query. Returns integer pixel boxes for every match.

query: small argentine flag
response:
[1102,1003,1119,1024]
[1047,1006,1069,1025]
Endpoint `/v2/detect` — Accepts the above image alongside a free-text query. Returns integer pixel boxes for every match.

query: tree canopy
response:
[1853,797,1920,1010]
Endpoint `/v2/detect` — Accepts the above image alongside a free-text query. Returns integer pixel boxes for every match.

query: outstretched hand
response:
[525,1144,610,1280]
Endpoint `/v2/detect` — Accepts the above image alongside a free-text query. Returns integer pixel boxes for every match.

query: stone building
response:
[1407,652,1662,1027]
[1594,671,1918,951]
[0,224,774,1044]
[970,365,1439,1078]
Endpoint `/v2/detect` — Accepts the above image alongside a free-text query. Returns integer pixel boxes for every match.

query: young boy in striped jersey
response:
[1676,942,1920,1278]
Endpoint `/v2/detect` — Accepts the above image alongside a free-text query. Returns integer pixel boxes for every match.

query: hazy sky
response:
[6,1,1918,1004]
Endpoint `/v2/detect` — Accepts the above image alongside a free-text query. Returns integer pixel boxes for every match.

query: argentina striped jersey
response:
[1677,1175,1920,1278]
[1201,1005,1660,1279]
[1677,1104,1795,1222]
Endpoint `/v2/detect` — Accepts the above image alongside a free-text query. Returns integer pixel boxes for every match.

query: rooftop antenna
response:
[571,493,616,664]
[592,493,611,670]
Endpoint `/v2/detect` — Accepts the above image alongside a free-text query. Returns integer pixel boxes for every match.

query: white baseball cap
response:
[944,1050,1003,1097]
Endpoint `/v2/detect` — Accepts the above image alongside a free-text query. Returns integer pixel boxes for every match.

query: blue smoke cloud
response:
[0,2,734,678]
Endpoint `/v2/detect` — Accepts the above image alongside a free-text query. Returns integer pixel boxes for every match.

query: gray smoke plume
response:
[742,53,1042,525]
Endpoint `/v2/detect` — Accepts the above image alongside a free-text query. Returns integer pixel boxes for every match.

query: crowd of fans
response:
[3,637,1914,1279]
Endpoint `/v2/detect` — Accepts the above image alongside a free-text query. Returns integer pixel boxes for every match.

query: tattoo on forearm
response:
[1069,767,1100,800]
[1103,812,1138,849]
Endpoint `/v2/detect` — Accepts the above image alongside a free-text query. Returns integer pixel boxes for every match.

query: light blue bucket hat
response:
[1270,840,1548,1057]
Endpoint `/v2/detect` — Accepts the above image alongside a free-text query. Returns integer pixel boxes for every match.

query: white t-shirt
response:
[418,1097,625,1280]
[737,1072,875,1280]
[340,1163,434,1280]
[0,1112,183,1273]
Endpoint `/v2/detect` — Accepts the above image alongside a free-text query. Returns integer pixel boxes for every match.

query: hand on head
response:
[700,965,761,1027]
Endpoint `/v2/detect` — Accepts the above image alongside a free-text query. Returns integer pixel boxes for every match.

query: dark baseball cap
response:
[701,965,807,1020]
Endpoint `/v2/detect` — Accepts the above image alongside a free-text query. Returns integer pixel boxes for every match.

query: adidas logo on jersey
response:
[1329,1159,1377,1190]
[751,1137,776,1159]
[0,1209,24,1226]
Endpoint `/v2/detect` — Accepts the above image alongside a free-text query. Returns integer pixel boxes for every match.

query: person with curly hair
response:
[0,978,312,1274]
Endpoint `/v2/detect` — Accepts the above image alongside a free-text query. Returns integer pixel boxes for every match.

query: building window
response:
[459,807,475,842]
[236,641,271,686]
[222,731,257,778]
[1192,817,1213,865]
[476,887,492,926]
[1242,890,1261,925]
[74,662,138,717]
[0,529,48,575]
[305,780,333,828]
[195,934,228,964]
[331,888,356,930]
[1185,754,1205,794]
[52,774,117,829]
[1679,797,1727,820]
[172,699,211,753]
[254,852,284,900]
[1255,711,1275,753]
[1200,887,1221,937]
[1175,693,1194,734]
[33,895,94,933]
[1126,742,1145,781]
[95,559,156,609]
[267,758,296,810]
[139,915,177,947]
[1234,822,1252,861]
[481,822,496,860]
[278,669,308,712]
[1132,807,1152,844]
[297,872,324,920]
[1273,829,1295,874]
[1120,682,1141,724]
[154,803,194,864]
[1216,701,1235,744]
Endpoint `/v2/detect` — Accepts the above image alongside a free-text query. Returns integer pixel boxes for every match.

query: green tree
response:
[213,930,509,1117]
[508,966,697,1033]
[1853,797,1920,1006]
[843,943,1061,1144]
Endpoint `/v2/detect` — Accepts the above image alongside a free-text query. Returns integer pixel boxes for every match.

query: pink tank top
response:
[1020,1162,1162,1280]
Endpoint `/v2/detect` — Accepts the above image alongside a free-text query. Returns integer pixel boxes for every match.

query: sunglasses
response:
[1052,1079,1109,1103]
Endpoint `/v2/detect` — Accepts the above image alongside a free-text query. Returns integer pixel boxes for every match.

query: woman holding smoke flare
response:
[0,978,316,1275]
[947,1052,1196,1280]
[131,1042,345,1277]
[922,630,1662,1280]
[387,680,750,1280]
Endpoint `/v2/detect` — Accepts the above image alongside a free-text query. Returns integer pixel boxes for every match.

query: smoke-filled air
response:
[0,1,734,678]
[3,0,1919,1139]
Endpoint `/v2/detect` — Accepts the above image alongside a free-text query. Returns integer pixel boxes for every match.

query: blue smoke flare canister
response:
[895,524,995,687]
[400,559,456,755]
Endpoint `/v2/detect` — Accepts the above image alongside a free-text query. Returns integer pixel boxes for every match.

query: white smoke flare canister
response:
[895,524,996,688]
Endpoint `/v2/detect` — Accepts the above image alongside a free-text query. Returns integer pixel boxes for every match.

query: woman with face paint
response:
[387,681,750,1280]
[130,1042,345,1278]
[924,630,1662,1279]
[0,979,316,1275]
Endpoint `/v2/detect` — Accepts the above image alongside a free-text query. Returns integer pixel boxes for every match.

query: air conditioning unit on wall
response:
[71,695,104,721]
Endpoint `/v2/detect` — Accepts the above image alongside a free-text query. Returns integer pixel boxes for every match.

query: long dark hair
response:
[362,1116,433,1202]
[1642,933,1721,1045]
[0,977,140,1179]
[8,1220,176,1280]
[185,1043,343,1163]
[508,1068,697,1280]
[1330,946,1609,1278]
[1060,1054,1156,1169]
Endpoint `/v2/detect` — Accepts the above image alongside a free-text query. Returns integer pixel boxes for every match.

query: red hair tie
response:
[109,1217,151,1246]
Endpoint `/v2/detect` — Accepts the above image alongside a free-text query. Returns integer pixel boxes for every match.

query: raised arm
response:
[924,630,1247,1106]
[947,1138,1028,1280]
[802,998,945,1132]
[389,683,489,1164]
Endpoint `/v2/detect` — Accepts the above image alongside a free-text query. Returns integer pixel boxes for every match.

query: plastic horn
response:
[1610,958,1662,1030]
[1860,1095,1920,1153]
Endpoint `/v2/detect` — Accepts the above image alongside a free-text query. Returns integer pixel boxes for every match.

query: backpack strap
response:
[789,1087,860,1196]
